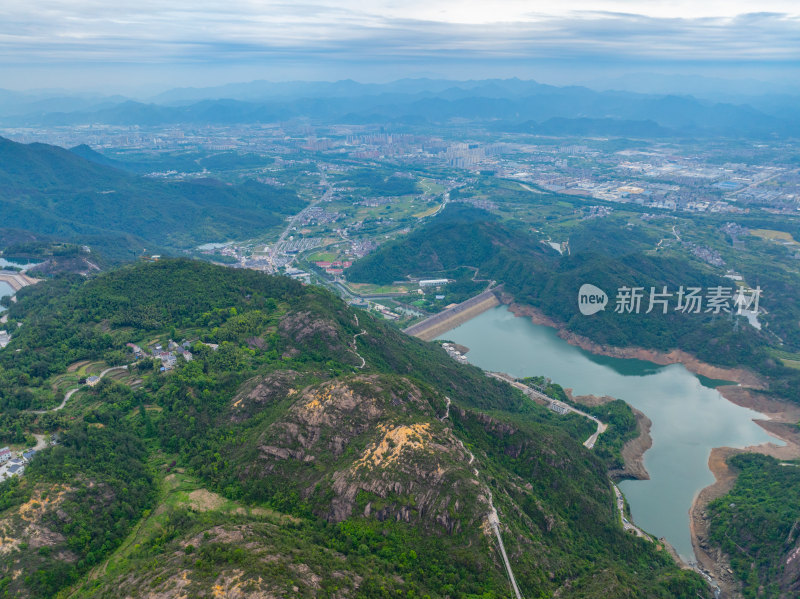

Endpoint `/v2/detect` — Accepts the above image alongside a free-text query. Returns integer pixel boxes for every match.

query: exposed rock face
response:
[104,523,357,598]
[609,408,652,481]
[0,485,80,575]
[240,375,486,533]
[230,370,298,423]
[565,390,653,481]
[279,310,342,347]
[782,536,800,597]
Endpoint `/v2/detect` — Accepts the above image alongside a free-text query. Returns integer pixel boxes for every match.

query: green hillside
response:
[0,260,708,598]
[708,454,800,598]
[347,205,800,403]
[0,136,304,260]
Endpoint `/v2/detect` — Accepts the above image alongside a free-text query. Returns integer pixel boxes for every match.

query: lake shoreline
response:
[564,389,653,481]
[503,298,765,389]
[689,419,800,599]
[500,295,799,579]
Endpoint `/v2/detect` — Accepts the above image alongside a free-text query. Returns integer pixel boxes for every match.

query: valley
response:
[1,78,800,599]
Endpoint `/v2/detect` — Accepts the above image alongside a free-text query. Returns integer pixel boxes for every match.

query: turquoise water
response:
[0,258,40,269]
[439,305,779,562]
[0,282,12,313]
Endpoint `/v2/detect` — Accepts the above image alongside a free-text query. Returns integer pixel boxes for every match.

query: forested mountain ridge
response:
[0,136,303,261]
[347,205,800,404]
[0,259,708,598]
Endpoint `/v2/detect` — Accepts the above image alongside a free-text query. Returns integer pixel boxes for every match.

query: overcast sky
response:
[1,1,799,93]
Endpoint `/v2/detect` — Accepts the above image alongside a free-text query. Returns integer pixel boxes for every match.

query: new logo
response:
[578,284,608,315]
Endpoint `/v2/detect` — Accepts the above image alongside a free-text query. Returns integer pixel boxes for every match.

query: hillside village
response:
[0,437,57,482]
[127,339,196,372]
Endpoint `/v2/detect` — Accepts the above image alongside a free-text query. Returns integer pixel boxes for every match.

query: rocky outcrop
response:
[229,370,298,423]
[241,375,486,534]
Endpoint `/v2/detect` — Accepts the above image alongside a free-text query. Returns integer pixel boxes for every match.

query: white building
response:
[419,279,449,288]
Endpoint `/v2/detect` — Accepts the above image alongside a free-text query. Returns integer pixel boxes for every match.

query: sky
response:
[1,1,799,94]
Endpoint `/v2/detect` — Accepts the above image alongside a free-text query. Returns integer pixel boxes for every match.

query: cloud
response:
[0,1,798,90]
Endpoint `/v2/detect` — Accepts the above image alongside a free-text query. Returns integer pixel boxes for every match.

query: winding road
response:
[350,314,367,369]
[484,372,659,548]
[30,365,128,414]
[266,173,332,272]
[612,483,650,540]
[487,372,607,449]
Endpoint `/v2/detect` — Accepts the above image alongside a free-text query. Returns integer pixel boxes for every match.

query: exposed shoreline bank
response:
[503,299,765,389]
[565,389,653,481]
[499,295,799,586]
[689,406,800,598]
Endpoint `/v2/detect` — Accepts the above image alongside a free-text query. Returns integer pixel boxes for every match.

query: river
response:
[439,304,779,562]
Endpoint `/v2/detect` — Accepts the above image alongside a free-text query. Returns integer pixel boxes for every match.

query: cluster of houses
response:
[0,440,55,482]
[314,260,352,276]
[370,302,402,321]
[127,339,193,372]
[441,342,469,364]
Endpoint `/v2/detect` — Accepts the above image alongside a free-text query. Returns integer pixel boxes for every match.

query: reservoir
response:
[440,304,779,562]
[0,258,38,269]
[0,281,12,312]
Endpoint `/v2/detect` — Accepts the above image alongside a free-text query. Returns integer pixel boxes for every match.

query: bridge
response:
[0,270,40,293]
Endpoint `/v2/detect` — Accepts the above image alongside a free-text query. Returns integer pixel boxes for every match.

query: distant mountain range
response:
[1,78,799,138]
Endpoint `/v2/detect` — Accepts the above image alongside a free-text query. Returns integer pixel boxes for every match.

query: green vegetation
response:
[0,259,709,597]
[0,136,304,261]
[708,454,800,598]
[348,204,800,404]
[333,168,420,197]
[0,412,154,597]
[519,377,638,472]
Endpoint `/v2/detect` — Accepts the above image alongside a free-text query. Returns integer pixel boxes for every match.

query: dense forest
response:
[0,136,304,261]
[347,205,800,403]
[708,454,800,598]
[0,259,710,598]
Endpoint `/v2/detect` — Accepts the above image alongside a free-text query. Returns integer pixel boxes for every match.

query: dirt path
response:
[439,396,451,421]
[350,314,367,369]
[440,394,523,598]
[30,365,128,414]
